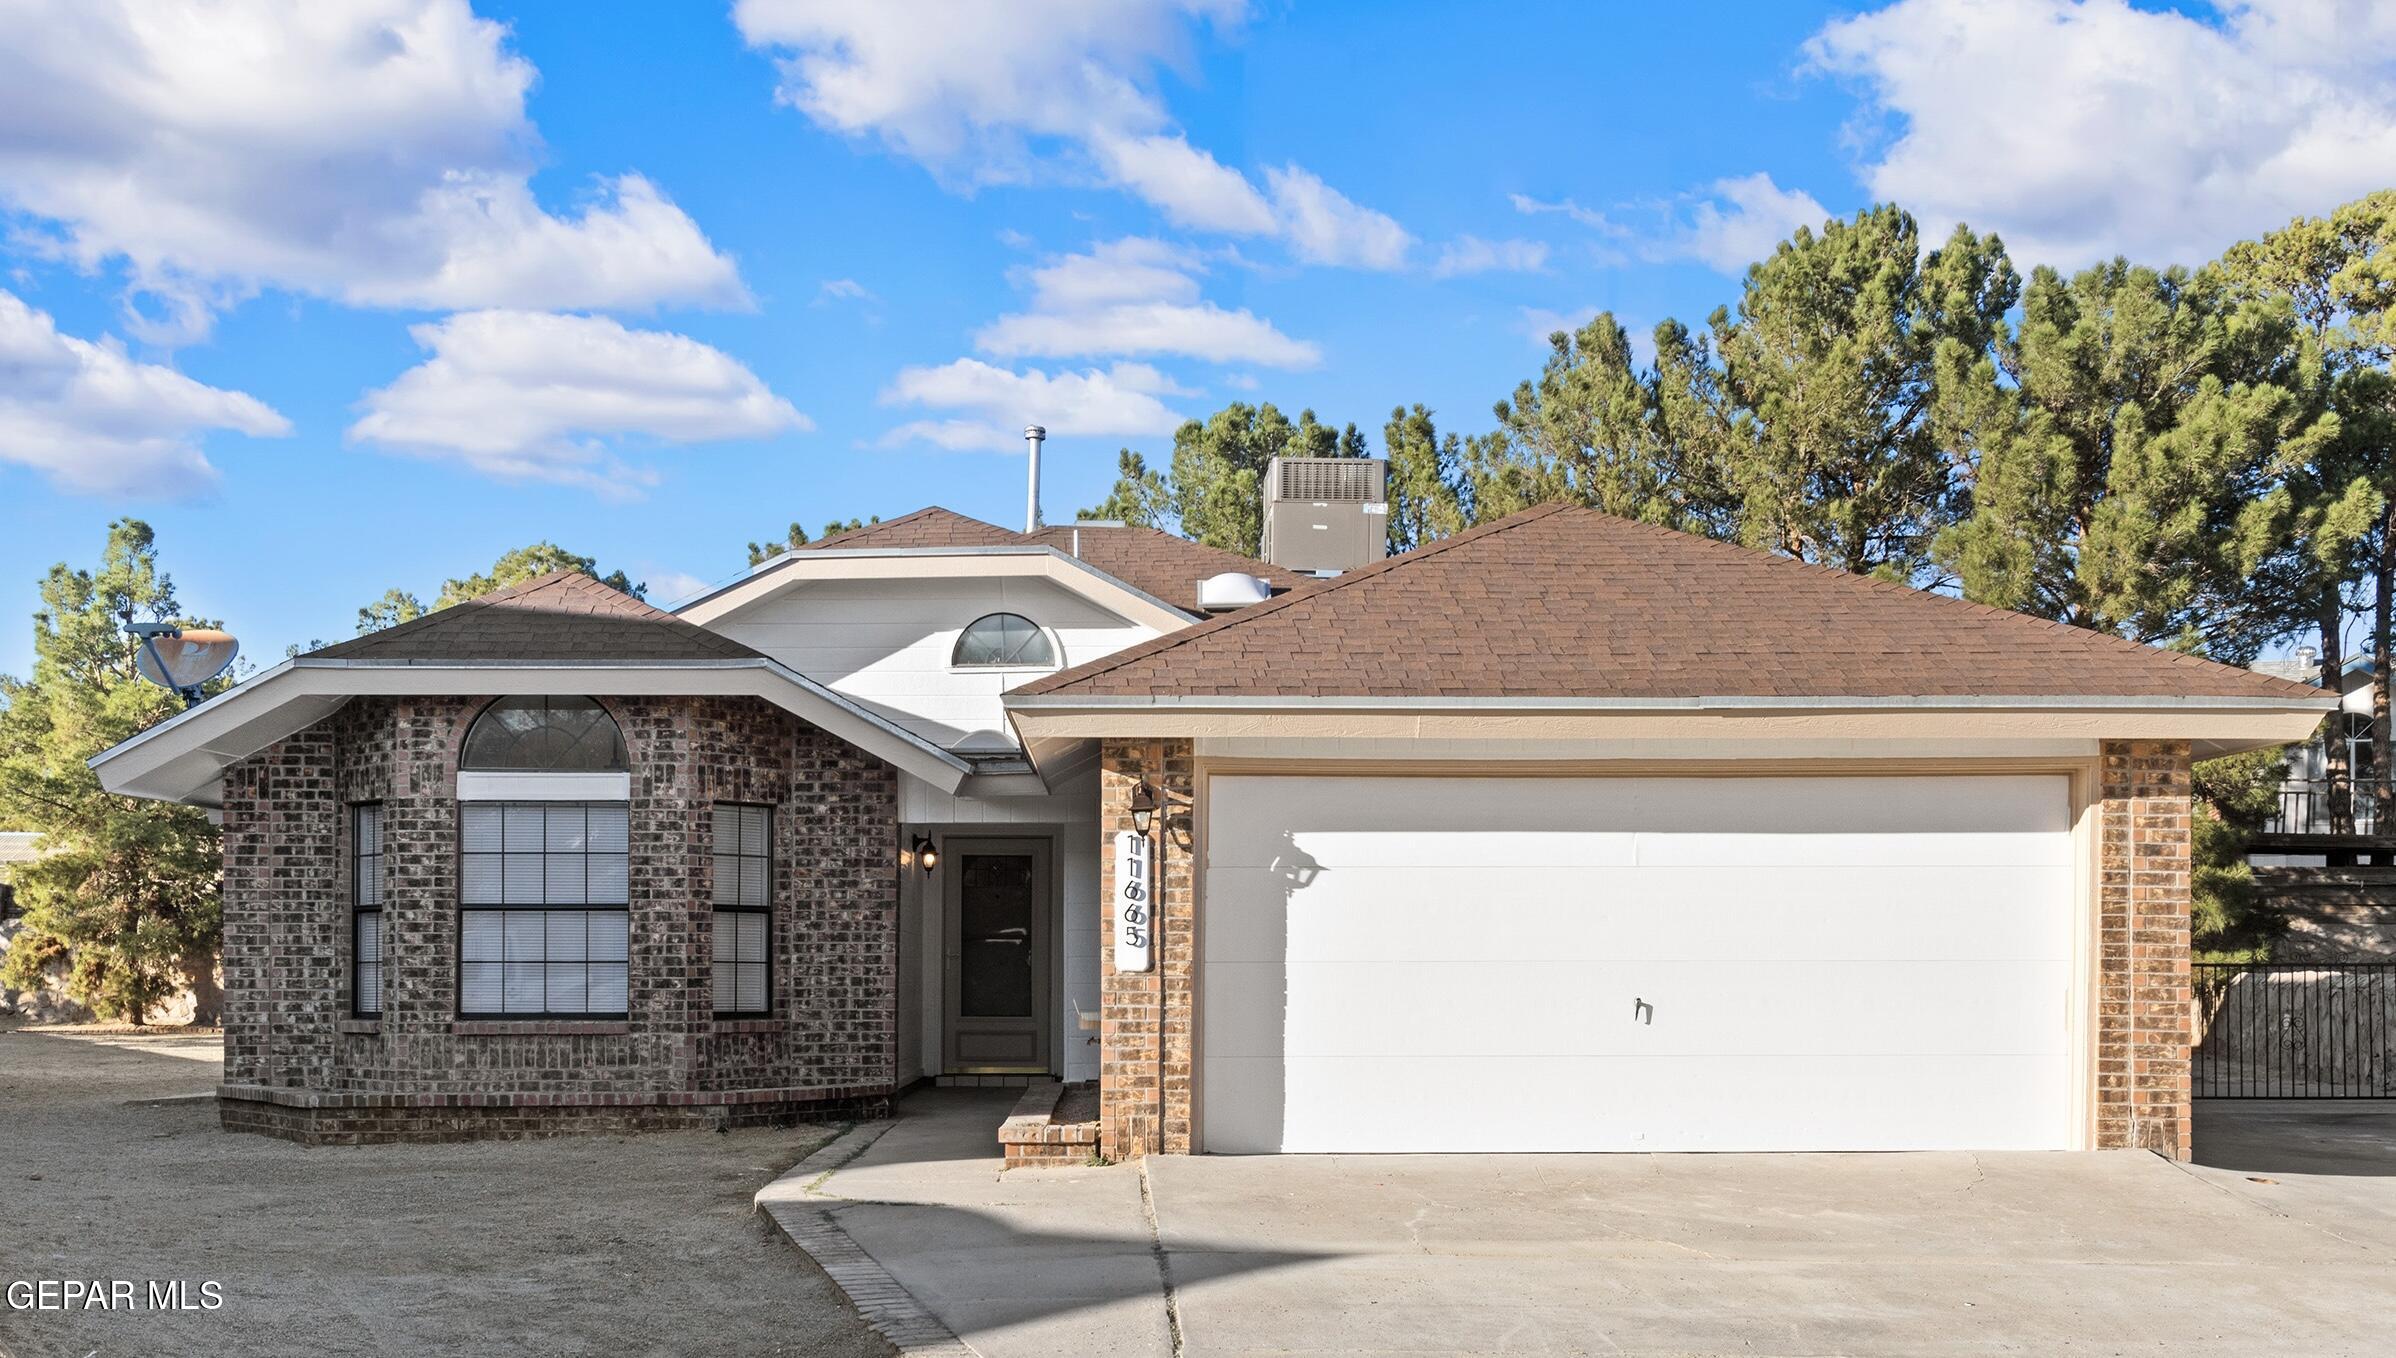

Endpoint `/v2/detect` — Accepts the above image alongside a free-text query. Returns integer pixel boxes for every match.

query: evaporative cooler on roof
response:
[1261,456,1389,575]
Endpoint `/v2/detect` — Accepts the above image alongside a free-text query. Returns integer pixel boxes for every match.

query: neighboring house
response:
[91,502,2327,1161]
[2245,651,2379,863]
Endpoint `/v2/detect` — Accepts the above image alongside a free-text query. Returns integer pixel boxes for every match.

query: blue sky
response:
[4,0,2392,677]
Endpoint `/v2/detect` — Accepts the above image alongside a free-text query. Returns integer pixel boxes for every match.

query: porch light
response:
[1129,780,1159,836]
[910,835,939,874]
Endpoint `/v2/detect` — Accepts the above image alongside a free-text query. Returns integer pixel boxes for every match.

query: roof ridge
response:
[802,505,1021,551]
[302,570,754,663]
[1590,514,2321,701]
[1012,503,1570,696]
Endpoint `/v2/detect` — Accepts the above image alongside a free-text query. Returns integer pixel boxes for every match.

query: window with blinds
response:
[459,802,630,1017]
[712,804,771,1016]
[352,804,384,1017]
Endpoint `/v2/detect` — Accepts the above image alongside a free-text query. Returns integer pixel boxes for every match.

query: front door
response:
[943,838,1052,1073]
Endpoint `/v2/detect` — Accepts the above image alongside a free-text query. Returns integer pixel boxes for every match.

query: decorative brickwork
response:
[1095,738,1195,1159]
[2095,739,2194,1159]
[216,693,900,1142]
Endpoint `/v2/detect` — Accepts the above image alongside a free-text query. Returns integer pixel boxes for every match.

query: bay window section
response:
[712,804,771,1016]
[460,802,629,1017]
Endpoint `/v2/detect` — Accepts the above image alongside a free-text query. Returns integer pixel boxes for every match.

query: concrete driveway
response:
[772,1092,2396,1356]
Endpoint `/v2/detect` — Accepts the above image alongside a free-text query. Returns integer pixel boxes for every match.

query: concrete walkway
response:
[757,1089,1187,1357]
[763,1095,2396,1356]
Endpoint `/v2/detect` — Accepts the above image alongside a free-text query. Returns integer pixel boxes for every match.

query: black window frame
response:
[350,802,384,1018]
[455,800,632,1020]
[460,695,629,772]
[711,802,774,1018]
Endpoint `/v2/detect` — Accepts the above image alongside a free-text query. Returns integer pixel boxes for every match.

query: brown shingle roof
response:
[791,506,1292,612]
[799,507,1024,551]
[309,572,764,664]
[1013,504,2325,703]
[1022,523,1303,608]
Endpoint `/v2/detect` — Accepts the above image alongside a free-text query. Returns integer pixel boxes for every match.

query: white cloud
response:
[973,237,1320,368]
[1021,238,1202,310]
[979,302,1318,367]
[879,358,1189,452]
[643,568,719,608]
[348,311,807,495]
[1266,166,1413,270]
[734,0,1409,268]
[0,288,289,496]
[1432,236,1550,277]
[816,278,877,303]
[1510,193,1619,232]
[1089,131,1279,234]
[0,0,743,338]
[1649,173,1830,273]
[1805,0,2396,267]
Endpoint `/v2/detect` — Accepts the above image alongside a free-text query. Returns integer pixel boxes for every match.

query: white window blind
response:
[459,802,629,1016]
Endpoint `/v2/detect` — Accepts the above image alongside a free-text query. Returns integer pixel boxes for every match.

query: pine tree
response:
[0,521,227,1023]
[1675,208,2017,581]
[1078,451,1171,528]
[1381,405,1467,552]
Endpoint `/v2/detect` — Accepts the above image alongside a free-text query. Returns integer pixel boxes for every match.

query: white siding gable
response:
[710,576,1154,749]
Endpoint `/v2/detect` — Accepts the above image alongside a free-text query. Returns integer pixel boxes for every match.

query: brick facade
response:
[1095,738,1195,1159]
[2094,738,2195,1159]
[1089,739,2200,1161]
[216,693,901,1143]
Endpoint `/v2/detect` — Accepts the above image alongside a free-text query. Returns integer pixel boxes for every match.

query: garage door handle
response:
[1632,998,1652,1025]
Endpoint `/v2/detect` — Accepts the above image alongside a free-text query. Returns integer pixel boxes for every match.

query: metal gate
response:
[2193,963,2396,1098]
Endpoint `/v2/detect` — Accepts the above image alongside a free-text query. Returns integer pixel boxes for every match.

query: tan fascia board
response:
[92,658,974,808]
[1005,693,2330,756]
[674,546,1199,633]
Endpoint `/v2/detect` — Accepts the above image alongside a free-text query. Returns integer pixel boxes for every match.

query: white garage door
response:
[1201,774,2079,1153]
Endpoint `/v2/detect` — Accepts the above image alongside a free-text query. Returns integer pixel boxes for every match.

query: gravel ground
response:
[0,1026,889,1358]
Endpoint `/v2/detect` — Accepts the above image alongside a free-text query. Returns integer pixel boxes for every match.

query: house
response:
[2244,649,2383,862]
[91,502,2328,1159]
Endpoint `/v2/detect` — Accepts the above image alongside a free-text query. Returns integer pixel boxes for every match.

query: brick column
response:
[1096,738,1195,1159]
[2094,739,2194,1159]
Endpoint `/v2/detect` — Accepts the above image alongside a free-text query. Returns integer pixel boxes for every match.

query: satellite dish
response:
[127,624,238,706]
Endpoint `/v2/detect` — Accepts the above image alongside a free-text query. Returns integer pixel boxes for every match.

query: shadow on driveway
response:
[2193,1097,2396,1177]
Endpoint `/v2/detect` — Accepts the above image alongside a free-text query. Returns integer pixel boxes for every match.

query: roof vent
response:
[1261,456,1388,573]
[1197,571,1273,612]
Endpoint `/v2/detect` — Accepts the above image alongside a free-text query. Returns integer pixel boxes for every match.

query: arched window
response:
[951,613,1056,668]
[461,696,627,771]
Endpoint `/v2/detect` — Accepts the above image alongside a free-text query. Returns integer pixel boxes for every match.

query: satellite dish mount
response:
[126,622,239,709]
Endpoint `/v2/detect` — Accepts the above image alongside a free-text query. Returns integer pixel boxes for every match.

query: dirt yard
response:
[0,1026,888,1358]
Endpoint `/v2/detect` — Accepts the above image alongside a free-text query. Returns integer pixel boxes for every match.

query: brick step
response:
[996,1079,1100,1169]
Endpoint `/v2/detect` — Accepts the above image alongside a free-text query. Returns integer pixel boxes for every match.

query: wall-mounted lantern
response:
[909,835,939,875]
[1129,780,1159,837]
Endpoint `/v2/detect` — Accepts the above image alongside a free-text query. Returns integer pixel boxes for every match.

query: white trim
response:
[676,546,1197,633]
[456,771,630,802]
[1005,691,2333,713]
[90,657,973,807]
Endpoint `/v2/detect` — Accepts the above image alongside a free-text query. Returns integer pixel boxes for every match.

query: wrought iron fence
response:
[2193,962,2396,1098]
[2267,780,2396,835]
